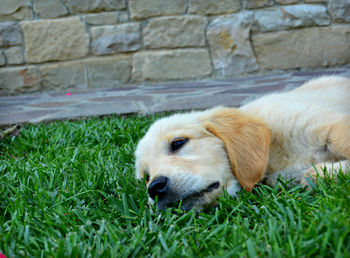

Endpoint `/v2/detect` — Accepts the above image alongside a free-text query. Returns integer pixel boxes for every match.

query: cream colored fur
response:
[135,76,350,211]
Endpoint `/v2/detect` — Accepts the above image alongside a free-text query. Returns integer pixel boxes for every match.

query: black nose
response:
[148,176,169,200]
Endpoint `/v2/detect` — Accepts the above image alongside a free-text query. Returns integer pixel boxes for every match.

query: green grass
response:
[0,115,349,257]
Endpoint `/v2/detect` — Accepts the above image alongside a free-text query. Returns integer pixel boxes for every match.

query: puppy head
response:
[135,107,270,211]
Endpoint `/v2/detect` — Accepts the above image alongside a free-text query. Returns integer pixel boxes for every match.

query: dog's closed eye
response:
[170,137,189,153]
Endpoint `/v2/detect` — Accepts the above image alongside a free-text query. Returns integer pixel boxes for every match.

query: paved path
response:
[1,68,350,126]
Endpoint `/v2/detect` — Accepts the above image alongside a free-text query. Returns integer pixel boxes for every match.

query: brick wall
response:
[0,0,349,95]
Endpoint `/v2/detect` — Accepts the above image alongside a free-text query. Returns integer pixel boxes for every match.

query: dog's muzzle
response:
[147,176,220,211]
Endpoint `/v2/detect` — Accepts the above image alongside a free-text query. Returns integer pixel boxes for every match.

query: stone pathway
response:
[1,68,350,126]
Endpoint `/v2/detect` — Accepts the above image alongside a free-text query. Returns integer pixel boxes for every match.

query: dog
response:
[135,76,350,211]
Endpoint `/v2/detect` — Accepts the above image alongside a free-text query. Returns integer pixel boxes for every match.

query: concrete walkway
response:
[1,68,350,126]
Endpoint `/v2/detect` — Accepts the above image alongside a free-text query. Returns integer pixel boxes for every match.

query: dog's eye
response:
[170,138,189,152]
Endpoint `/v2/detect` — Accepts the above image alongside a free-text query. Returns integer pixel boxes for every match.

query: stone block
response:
[189,0,240,15]
[276,0,298,4]
[0,51,5,66]
[328,0,350,22]
[21,17,89,63]
[86,55,131,88]
[41,61,86,91]
[129,0,186,20]
[245,0,273,9]
[143,16,206,49]
[252,26,350,70]
[0,22,22,47]
[132,49,212,80]
[254,5,330,32]
[4,46,24,65]
[0,0,33,21]
[91,23,141,55]
[63,0,126,13]
[0,66,40,95]
[118,12,129,23]
[207,12,258,77]
[33,0,68,18]
[304,0,326,2]
[83,12,119,25]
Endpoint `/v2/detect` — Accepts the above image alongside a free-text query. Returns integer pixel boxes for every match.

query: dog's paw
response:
[300,165,324,189]
[301,160,350,188]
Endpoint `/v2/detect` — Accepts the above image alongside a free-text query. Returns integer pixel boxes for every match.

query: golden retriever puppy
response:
[135,76,350,211]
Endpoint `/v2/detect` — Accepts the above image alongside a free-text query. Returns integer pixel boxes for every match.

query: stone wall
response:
[0,0,349,95]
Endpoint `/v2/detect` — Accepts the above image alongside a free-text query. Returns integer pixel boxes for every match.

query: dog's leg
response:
[264,166,309,187]
[327,115,350,160]
[300,115,350,187]
[300,160,350,187]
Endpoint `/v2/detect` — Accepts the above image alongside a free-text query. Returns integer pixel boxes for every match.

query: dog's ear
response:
[202,107,270,191]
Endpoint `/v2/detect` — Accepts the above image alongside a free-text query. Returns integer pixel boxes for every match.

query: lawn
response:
[0,115,349,257]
